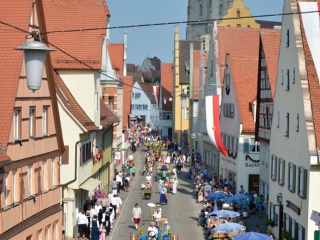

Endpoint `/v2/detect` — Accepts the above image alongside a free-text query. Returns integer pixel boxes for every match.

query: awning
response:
[79,178,101,192]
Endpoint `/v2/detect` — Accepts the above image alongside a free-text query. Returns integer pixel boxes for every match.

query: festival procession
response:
[74,120,275,240]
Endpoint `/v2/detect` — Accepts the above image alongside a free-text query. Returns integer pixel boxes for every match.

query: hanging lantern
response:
[15,41,55,91]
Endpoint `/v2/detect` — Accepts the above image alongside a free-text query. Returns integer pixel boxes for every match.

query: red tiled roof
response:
[100,98,119,126]
[42,0,109,70]
[54,70,118,131]
[217,27,260,82]
[121,76,133,130]
[0,0,33,152]
[230,56,259,133]
[260,29,281,98]
[139,82,157,104]
[193,50,200,101]
[161,63,173,111]
[108,43,124,76]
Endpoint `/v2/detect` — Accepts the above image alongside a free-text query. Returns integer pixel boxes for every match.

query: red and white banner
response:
[299,2,320,81]
[153,85,159,95]
[206,95,228,156]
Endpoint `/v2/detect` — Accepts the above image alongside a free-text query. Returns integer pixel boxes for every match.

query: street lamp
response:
[277,193,284,240]
[15,36,55,92]
[180,93,188,108]
[163,96,173,105]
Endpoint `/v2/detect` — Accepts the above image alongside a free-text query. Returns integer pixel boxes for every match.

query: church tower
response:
[186,0,234,40]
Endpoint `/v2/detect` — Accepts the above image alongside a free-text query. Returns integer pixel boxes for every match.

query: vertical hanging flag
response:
[299,2,320,82]
[205,95,228,156]
[153,85,159,95]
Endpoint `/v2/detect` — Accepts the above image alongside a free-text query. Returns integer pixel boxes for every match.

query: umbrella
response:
[212,222,246,233]
[205,191,230,201]
[208,209,240,218]
[231,232,272,240]
[222,194,250,203]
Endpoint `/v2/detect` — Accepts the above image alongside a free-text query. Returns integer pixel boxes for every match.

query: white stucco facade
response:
[268,1,320,239]
[131,82,159,124]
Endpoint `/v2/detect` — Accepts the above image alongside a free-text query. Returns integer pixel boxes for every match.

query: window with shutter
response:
[294,221,299,240]
[243,138,250,153]
[286,112,290,137]
[286,69,290,91]
[288,162,296,193]
[230,104,234,118]
[278,158,285,186]
[298,167,307,199]
[271,155,277,181]
[284,213,289,231]
[289,216,292,237]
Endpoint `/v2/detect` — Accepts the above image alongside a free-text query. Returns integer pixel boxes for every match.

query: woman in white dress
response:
[172,177,178,194]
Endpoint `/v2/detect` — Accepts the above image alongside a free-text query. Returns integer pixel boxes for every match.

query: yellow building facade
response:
[218,0,260,28]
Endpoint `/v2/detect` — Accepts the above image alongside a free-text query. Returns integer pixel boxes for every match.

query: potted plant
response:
[282,231,291,240]
[265,219,275,229]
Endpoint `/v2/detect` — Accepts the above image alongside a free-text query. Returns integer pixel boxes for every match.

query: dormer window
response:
[237,9,240,19]
[225,73,230,95]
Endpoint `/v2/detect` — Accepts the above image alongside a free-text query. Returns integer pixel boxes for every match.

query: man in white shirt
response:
[110,195,118,219]
[114,195,123,215]
[116,173,123,193]
[148,222,158,239]
[76,209,88,237]
[153,209,162,227]
[132,203,142,230]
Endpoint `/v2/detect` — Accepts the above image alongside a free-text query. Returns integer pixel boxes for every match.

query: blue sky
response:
[107,0,284,65]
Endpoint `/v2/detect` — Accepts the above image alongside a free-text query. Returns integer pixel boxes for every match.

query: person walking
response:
[76,209,88,238]
[110,195,118,220]
[90,215,100,240]
[132,203,142,230]
[159,185,168,205]
[153,208,162,227]
[112,178,118,195]
[148,222,158,239]
[172,177,178,194]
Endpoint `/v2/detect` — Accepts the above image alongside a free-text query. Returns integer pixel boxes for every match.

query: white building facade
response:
[268,1,320,239]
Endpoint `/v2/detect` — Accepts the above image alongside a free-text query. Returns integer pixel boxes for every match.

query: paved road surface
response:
[109,147,268,239]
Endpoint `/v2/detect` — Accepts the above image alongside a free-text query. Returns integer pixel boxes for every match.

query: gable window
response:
[42,107,48,135]
[271,154,277,181]
[14,108,21,140]
[298,166,307,199]
[296,113,299,132]
[143,105,148,110]
[133,93,141,99]
[250,139,260,153]
[108,96,114,110]
[229,104,234,118]
[29,107,36,138]
[210,60,214,76]
[183,86,190,95]
[278,158,285,186]
[286,69,290,91]
[237,10,240,19]
[285,113,290,137]
[286,29,290,47]
[243,138,249,153]
[288,162,296,193]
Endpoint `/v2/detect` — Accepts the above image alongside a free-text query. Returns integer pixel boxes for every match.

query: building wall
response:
[218,0,260,28]
[131,82,159,124]
[186,0,233,40]
[269,1,318,239]
[0,52,62,239]
[58,70,97,125]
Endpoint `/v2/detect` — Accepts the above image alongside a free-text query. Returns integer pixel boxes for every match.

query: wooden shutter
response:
[292,164,296,193]
[303,169,307,199]
[243,138,250,153]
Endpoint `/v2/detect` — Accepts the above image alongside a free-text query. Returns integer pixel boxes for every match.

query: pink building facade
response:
[0,0,63,239]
